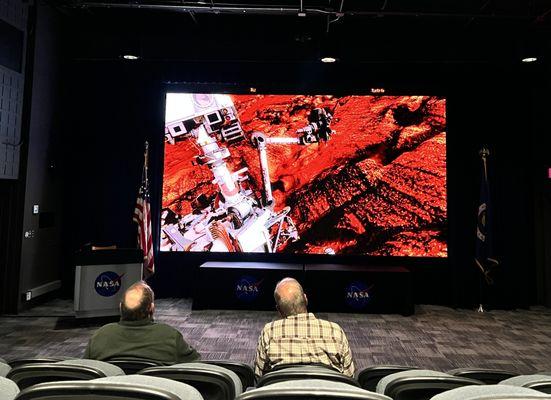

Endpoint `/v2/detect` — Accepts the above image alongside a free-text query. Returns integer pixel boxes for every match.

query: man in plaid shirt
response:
[254,277,355,378]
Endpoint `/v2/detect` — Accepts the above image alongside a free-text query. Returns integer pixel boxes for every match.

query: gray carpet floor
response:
[1,299,550,374]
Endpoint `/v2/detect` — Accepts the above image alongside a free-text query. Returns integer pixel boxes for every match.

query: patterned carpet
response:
[1,299,550,374]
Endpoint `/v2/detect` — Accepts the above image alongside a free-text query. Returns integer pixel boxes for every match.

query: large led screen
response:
[161,93,447,256]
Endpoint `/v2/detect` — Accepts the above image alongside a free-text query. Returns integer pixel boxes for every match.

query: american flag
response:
[133,142,155,278]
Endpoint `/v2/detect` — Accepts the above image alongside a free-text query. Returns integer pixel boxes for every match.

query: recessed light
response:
[321,56,337,63]
[122,54,139,60]
[521,57,537,63]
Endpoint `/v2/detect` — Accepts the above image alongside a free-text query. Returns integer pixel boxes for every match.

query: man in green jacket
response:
[84,281,199,364]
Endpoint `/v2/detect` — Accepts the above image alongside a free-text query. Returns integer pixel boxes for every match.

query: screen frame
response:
[157,82,449,268]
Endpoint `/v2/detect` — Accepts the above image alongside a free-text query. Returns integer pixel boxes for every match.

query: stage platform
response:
[193,262,413,315]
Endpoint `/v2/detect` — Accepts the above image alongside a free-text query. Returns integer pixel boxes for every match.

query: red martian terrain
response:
[162,95,447,257]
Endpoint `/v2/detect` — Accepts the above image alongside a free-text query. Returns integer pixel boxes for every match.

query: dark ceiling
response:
[50,0,551,65]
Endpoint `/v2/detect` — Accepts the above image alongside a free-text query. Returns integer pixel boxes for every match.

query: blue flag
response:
[475,147,499,283]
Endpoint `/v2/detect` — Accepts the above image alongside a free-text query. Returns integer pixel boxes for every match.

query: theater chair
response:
[0,377,19,400]
[375,369,484,400]
[1,361,11,377]
[237,379,391,400]
[430,384,551,400]
[447,368,517,384]
[500,375,551,394]
[14,375,203,400]
[257,365,359,388]
[7,357,73,369]
[202,360,256,389]
[139,362,242,400]
[357,365,417,391]
[106,357,164,374]
[7,359,124,390]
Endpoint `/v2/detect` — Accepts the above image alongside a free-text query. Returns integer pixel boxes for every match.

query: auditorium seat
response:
[7,359,124,390]
[430,384,551,400]
[7,357,73,369]
[0,377,19,400]
[376,369,484,400]
[202,360,256,389]
[106,357,164,374]
[0,361,11,377]
[139,362,241,400]
[257,365,359,388]
[357,365,417,391]
[500,375,551,394]
[13,375,203,400]
[447,368,517,384]
[236,378,391,400]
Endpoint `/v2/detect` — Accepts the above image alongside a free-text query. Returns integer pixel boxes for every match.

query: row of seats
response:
[2,358,551,400]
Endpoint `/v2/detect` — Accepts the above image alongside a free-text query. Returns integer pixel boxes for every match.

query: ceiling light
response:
[521,57,537,63]
[321,56,337,63]
[122,54,139,60]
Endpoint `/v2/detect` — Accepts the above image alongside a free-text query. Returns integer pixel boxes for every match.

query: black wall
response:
[54,57,546,309]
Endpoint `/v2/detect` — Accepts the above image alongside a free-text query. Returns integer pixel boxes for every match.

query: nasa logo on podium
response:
[345,281,373,310]
[235,275,262,302]
[94,271,124,297]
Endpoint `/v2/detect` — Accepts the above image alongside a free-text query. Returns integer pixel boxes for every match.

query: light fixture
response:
[521,57,537,63]
[321,56,337,63]
[122,54,139,60]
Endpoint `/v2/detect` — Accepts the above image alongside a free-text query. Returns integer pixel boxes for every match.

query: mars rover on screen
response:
[160,93,447,257]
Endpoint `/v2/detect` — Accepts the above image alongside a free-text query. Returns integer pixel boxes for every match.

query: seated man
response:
[84,281,199,364]
[254,277,355,378]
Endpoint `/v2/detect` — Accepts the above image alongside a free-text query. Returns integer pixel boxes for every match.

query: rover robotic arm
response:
[161,102,334,253]
[251,108,334,206]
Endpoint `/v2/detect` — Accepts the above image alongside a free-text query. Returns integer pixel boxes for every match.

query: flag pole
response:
[477,146,489,313]
[144,141,149,189]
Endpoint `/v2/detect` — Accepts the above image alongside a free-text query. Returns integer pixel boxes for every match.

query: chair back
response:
[357,365,416,391]
[378,369,484,400]
[7,359,123,390]
[139,362,241,400]
[14,375,203,400]
[202,360,255,389]
[0,376,19,400]
[7,357,69,369]
[257,365,358,388]
[107,358,165,374]
[447,368,517,384]
[500,375,551,394]
[0,362,11,377]
[237,379,391,400]
[430,384,551,400]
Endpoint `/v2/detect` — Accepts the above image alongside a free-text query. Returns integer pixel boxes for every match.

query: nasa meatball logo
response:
[94,271,124,297]
[235,276,262,302]
[345,281,372,309]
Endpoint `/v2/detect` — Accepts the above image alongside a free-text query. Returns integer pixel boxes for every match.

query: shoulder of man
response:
[263,317,287,331]
[317,318,347,336]
[92,322,120,336]
[147,321,180,333]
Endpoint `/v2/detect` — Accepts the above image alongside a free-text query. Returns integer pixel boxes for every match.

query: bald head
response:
[120,281,154,321]
[274,278,308,317]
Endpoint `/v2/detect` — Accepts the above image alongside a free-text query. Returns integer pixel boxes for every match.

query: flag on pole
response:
[475,146,499,284]
[133,142,155,278]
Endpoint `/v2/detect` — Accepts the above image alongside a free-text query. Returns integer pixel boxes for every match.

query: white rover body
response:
[162,93,333,253]
[165,93,245,145]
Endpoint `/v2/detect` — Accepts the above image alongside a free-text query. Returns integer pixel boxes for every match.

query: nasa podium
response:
[74,249,143,318]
